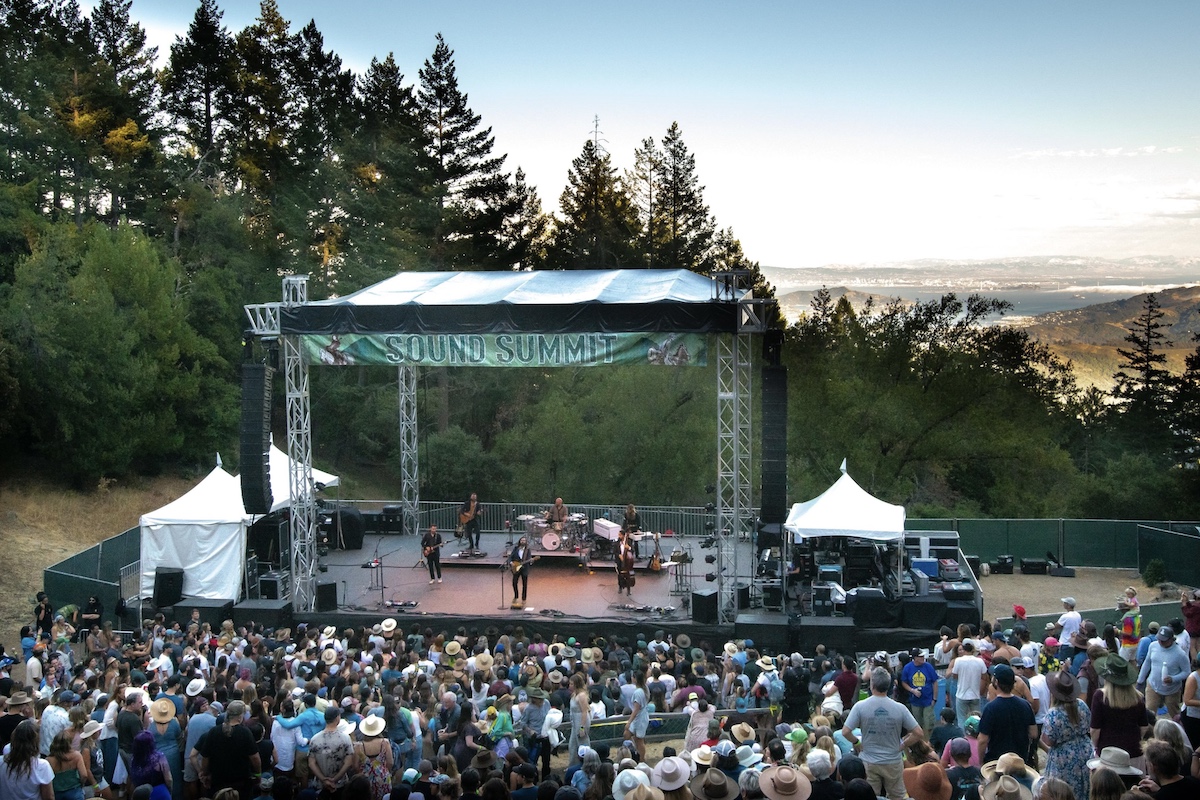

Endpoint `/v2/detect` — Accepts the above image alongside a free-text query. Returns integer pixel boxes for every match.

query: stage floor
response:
[319,533,722,625]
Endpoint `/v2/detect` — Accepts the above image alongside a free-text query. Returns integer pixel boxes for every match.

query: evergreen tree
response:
[1112,293,1175,461]
[550,137,639,269]
[416,33,509,269]
[162,0,236,163]
[498,168,550,270]
[625,136,662,267]
[656,122,715,272]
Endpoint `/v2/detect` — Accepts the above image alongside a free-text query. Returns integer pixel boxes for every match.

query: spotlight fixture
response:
[705,554,717,564]
[704,502,716,513]
[701,536,716,549]
[705,521,715,531]
[705,573,717,582]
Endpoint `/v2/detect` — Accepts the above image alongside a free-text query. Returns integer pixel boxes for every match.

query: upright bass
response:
[616,533,636,592]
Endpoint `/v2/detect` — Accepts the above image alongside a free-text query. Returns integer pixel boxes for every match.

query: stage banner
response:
[301,332,709,368]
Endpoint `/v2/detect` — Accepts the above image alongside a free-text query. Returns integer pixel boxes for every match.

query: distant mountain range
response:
[763,257,1200,389]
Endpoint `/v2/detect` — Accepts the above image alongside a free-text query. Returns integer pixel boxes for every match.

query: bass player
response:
[421,524,443,584]
[459,492,481,551]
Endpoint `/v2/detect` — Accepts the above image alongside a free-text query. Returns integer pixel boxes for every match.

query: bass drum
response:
[541,531,561,551]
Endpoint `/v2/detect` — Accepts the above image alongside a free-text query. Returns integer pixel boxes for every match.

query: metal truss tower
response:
[281,277,318,611]
[398,365,419,537]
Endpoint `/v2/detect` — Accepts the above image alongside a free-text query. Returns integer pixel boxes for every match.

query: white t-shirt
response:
[1019,642,1042,663]
[0,757,54,800]
[950,655,987,700]
[1027,673,1051,725]
[1057,611,1081,641]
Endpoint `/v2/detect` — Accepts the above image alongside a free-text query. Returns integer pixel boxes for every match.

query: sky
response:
[113,0,1200,269]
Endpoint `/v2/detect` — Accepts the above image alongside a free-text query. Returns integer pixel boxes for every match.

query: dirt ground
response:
[979,566,1153,621]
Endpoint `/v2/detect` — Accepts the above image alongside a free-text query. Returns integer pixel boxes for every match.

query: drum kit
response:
[518,512,591,553]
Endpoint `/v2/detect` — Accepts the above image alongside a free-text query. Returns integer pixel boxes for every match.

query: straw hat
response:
[613,768,651,800]
[581,647,596,664]
[1086,747,1142,776]
[322,625,337,638]
[444,640,462,657]
[549,643,564,657]
[901,762,952,800]
[690,744,714,766]
[321,647,338,665]
[475,653,494,672]
[980,753,1040,783]
[81,720,104,739]
[723,642,738,657]
[732,722,756,743]
[651,756,690,791]
[358,715,386,737]
[626,785,664,800]
[274,627,291,641]
[758,765,813,800]
[381,618,397,633]
[690,769,739,800]
[979,775,1032,800]
[151,698,177,724]
[756,656,776,671]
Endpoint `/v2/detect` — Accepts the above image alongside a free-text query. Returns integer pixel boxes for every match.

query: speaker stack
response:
[240,364,274,515]
[760,364,788,525]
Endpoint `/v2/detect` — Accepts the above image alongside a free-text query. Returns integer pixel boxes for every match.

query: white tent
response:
[784,470,906,543]
[139,466,249,601]
[140,451,340,601]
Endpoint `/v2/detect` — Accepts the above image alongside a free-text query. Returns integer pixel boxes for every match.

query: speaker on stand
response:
[315,581,338,612]
[153,567,185,609]
[239,363,274,515]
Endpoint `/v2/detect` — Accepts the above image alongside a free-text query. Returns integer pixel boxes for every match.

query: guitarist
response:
[459,492,481,550]
[510,535,532,605]
[421,525,443,584]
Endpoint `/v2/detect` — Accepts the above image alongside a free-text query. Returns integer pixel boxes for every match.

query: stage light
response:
[705,573,717,582]
[701,536,716,548]
[704,502,716,513]
[705,554,717,564]
[705,521,715,531]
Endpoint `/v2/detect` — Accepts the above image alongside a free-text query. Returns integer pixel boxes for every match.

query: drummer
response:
[545,497,568,530]
[622,503,642,557]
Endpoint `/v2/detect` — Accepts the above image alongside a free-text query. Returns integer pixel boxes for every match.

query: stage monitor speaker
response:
[1020,558,1048,575]
[331,507,365,550]
[153,567,185,608]
[692,589,719,625]
[735,611,789,652]
[176,597,234,629]
[760,365,788,524]
[763,329,784,367]
[315,581,338,612]
[240,364,274,515]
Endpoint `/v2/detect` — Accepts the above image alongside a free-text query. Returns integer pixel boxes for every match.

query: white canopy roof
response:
[784,470,906,543]
[267,445,338,513]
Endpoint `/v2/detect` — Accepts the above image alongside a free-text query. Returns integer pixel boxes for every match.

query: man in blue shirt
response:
[1136,621,1161,666]
[900,648,940,736]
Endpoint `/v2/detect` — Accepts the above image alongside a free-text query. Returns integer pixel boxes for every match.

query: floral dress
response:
[1043,699,1092,800]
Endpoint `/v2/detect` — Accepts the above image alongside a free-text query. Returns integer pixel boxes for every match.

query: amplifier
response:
[963,555,982,577]
[991,555,1014,575]
[1020,559,1048,575]
[943,581,976,601]
[260,570,290,600]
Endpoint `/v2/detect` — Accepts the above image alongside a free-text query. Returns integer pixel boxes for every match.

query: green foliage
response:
[550,138,641,269]
[1142,558,1167,587]
[421,425,508,502]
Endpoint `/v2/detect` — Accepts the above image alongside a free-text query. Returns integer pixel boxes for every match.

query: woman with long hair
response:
[1040,671,1092,800]
[1,719,54,800]
[1181,654,1200,749]
[355,715,393,800]
[47,731,90,800]
[128,730,171,800]
[568,674,590,767]
[1090,654,1149,770]
[1150,718,1191,772]
[623,669,649,762]
[684,698,715,752]
[1088,767,1125,800]
[583,763,615,800]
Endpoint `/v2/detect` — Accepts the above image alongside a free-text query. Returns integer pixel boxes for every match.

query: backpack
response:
[768,675,786,703]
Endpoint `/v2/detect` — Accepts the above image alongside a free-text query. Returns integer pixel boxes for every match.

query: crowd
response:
[1,590,1200,800]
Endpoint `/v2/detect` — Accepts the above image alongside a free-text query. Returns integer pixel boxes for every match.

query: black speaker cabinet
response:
[233,598,293,630]
[692,589,719,625]
[1020,558,1048,575]
[760,366,788,524]
[851,588,902,628]
[153,567,185,609]
[332,507,365,550]
[902,592,948,629]
[945,600,981,631]
[239,364,274,515]
[315,581,338,612]
[1050,566,1076,578]
[735,611,789,653]
[175,597,234,629]
[991,555,1014,575]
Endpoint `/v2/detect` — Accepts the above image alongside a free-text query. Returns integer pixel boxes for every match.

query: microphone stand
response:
[497,545,513,610]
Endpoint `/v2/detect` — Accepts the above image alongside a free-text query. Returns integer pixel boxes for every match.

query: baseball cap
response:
[991,664,1015,684]
[1157,627,1175,641]
[950,738,971,757]
[1148,621,1161,633]
[1061,596,1076,607]
[908,647,926,658]
[1017,656,1035,669]
[1045,637,1059,648]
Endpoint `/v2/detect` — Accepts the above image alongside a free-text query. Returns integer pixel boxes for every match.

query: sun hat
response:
[186,678,205,697]
[581,647,595,664]
[5,692,33,708]
[81,720,104,739]
[756,656,776,671]
[470,749,497,771]
[1094,654,1137,686]
[652,756,690,791]
[675,634,691,649]
[321,647,338,665]
[735,745,762,768]
[690,769,739,800]
[151,697,176,723]
[359,715,386,737]
[625,786,664,800]
[445,640,462,656]
[758,765,812,800]
[1086,746,1142,775]
[526,687,548,700]
[980,752,1040,783]
[731,722,756,743]
[1047,670,1078,702]
[336,718,357,737]
[613,768,651,800]
[901,762,951,800]
[723,642,738,657]
[322,625,337,638]
[979,775,1032,800]
[475,653,494,671]
[690,745,714,766]
[381,618,397,633]
[1012,604,1026,619]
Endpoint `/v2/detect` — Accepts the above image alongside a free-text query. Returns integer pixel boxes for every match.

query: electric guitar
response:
[423,539,444,558]
[649,532,663,573]
[511,552,540,574]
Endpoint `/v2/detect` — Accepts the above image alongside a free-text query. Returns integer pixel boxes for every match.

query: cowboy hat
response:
[1086,747,1142,776]
[613,768,651,800]
[625,785,664,800]
[1094,654,1137,686]
[381,618,397,633]
[979,775,1032,800]
[902,762,952,800]
[81,720,104,739]
[735,745,762,768]
[1047,670,1077,703]
[690,744,715,766]
[549,643,564,657]
[444,640,462,657]
[5,692,33,708]
[756,656,776,671]
[675,634,691,649]
[1069,631,1090,650]
[592,647,604,663]
[475,653,495,671]
[758,765,813,800]
[322,625,337,638]
[723,642,738,657]
[321,647,338,665]
[691,647,705,664]
[731,722,756,744]
[690,769,739,800]
[151,697,177,724]
[470,749,498,771]
[651,756,690,791]
[526,687,549,700]
[980,753,1040,783]
[581,647,595,664]
[274,627,291,641]
[360,715,386,737]
[336,718,357,737]
[547,671,564,684]
[186,678,206,697]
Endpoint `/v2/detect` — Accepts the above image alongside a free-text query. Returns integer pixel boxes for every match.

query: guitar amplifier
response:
[1020,558,1048,575]
[260,570,290,600]
[991,555,1014,575]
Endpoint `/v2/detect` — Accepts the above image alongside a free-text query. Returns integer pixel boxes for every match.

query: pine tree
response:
[162,0,236,162]
[550,136,639,269]
[416,33,508,270]
[657,122,715,272]
[1114,293,1173,406]
[625,136,662,267]
[498,168,550,271]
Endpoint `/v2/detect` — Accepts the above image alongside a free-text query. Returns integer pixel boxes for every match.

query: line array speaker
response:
[240,364,274,515]
[760,365,788,524]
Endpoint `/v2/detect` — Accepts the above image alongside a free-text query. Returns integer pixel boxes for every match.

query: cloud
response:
[1011,145,1184,160]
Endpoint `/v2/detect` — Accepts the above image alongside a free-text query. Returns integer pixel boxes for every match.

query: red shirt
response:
[834,669,860,708]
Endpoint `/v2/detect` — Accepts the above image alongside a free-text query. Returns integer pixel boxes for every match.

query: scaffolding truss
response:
[398,365,419,537]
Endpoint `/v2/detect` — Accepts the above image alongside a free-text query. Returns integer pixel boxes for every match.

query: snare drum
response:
[542,531,561,551]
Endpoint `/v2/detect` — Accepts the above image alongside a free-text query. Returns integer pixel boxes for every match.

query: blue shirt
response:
[275,705,326,751]
[1136,634,1155,666]
[1137,640,1190,695]
[901,661,939,707]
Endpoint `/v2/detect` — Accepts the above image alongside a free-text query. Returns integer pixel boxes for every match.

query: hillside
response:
[1022,285,1200,389]
[776,286,905,320]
